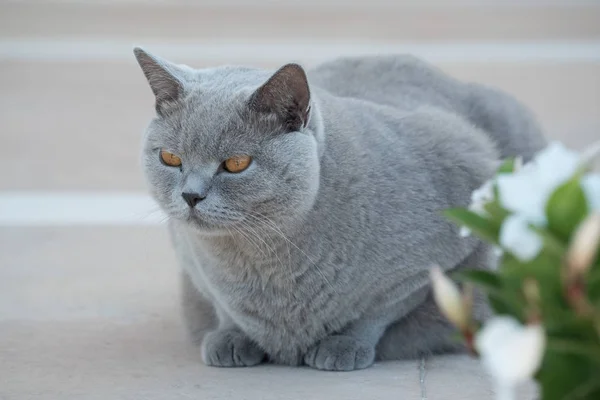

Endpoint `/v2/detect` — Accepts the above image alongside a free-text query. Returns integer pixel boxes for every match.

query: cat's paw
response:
[304,335,375,371]
[201,329,265,367]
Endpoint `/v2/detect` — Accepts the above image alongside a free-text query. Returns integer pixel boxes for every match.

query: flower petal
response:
[497,142,584,226]
[567,213,600,276]
[497,171,547,226]
[472,180,495,204]
[499,215,543,262]
[430,266,469,330]
[534,141,580,190]
[467,180,495,217]
[582,174,600,212]
[475,317,545,386]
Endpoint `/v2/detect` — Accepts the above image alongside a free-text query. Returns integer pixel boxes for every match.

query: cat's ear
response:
[249,63,311,132]
[133,47,185,116]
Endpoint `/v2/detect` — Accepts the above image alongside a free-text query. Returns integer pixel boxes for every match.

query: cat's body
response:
[135,51,546,370]
[310,56,545,160]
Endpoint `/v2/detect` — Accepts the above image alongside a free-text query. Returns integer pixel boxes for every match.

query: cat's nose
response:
[182,192,205,208]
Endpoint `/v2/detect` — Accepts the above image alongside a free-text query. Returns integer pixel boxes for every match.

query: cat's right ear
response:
[133,47,185,116]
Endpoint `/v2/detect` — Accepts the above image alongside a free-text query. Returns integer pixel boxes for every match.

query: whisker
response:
[235,223,269,258]
[230,225,258,255]
[239,219,284,269]
[242,217,295,283]
[244,214,293,277]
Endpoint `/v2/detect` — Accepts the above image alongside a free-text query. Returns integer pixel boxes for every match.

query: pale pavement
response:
[1,1,598,399]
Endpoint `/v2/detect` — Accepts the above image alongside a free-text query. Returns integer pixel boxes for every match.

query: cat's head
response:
[134,48,322,235]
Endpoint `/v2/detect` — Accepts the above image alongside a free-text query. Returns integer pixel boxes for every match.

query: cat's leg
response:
[304,242,494,371]
[303,318,385,371]
[376,242,495,360]
[376,293,465,359]
[375,288,490,359]
[304,287,430,371]
[201,328,266,368]
[182,272,266,367]
[173,222,266,368]
[181,270,218,345]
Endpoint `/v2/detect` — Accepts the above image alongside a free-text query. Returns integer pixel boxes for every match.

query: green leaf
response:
[546,178,589,241]
[452,269,502,290]
[537,350,597,400]
[487,292,525,320]
[587,268,600,305]
[452,268,525,319]
[500,250,572,325]
[444,208,500,243]
[497,157,517,174]
[532,226,568,258]
[499,251,558,287]
[564,377,600,400]
[539,308,598,340]
[483,200,510,225]
[547,339,600,363]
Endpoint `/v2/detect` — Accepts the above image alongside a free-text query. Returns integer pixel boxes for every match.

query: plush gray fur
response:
[134,49,546,371]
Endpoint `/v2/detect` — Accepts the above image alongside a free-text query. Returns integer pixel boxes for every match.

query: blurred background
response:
[1,0,599,194]
[0,1,598,399]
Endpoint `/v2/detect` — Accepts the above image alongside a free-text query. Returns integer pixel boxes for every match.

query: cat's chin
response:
[182,214,236,238]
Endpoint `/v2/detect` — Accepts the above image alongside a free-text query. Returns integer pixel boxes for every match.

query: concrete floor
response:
[1,1,598,399]
[0,228,532,399]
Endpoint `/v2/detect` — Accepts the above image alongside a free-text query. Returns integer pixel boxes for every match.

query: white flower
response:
[461,180,495,237]
[534,141,580,189]
[470,180,495,215]
[499,215,543,262]
[497,142,580,226]
[475,317,545,400]
[497,167,547,225]
[430,266,470,331]
[582,173,600,212]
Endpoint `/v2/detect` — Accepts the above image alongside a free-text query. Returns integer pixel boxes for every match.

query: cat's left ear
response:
[249,63,311,132]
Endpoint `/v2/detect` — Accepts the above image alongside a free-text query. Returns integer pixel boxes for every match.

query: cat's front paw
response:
[201,329,265,367]
[304,335,375,371]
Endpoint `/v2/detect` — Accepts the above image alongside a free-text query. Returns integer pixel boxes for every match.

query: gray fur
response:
[134,49,546,371]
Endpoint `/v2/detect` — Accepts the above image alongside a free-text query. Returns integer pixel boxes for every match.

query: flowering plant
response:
[431,142,600,400]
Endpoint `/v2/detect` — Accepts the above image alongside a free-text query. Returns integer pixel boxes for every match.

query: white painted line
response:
[1,39,600,63]
[0,192,165,226]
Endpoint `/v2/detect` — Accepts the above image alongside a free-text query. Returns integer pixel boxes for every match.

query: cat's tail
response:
[464,83,548,162]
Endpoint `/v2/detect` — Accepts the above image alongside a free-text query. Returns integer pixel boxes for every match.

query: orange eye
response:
[160,150,182,167]
[224,155,252,173]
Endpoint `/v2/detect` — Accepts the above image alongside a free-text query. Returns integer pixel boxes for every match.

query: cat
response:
[133,48,546,371]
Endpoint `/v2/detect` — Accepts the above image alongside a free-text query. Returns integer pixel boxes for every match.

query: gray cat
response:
[134,48,546,371]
